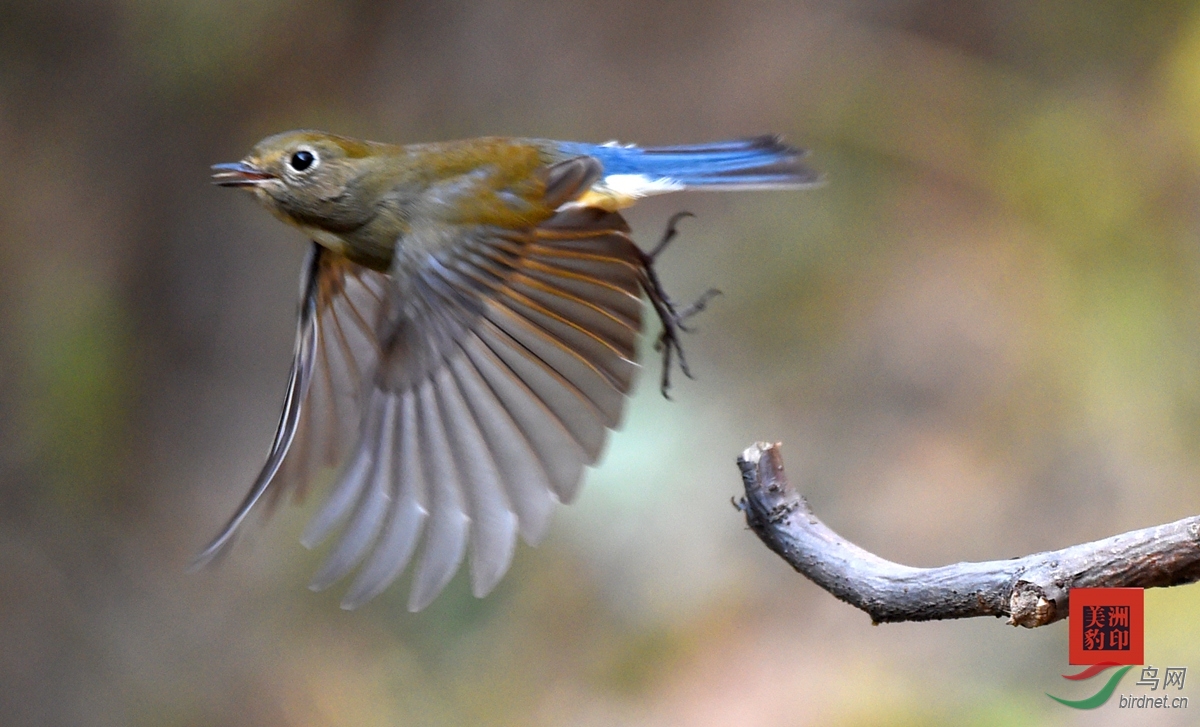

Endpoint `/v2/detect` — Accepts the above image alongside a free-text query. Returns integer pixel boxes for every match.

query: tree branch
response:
[735,442,1200,627]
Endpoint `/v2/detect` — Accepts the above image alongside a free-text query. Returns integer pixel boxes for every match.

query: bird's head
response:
[212,130,394,234]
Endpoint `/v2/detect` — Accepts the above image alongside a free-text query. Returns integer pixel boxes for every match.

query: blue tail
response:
[557,135,820,190]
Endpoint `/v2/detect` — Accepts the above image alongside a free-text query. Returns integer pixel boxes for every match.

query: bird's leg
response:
[639,211,722,399]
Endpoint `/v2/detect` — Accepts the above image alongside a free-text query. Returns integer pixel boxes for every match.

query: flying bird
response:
[198,130,818,611]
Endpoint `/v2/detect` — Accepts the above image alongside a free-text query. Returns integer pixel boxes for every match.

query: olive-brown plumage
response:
[200,130,818,610]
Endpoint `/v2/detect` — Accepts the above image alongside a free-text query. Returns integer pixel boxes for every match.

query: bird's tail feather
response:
[559,136,821,191]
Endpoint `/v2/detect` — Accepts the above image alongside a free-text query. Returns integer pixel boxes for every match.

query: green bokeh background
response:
[2,1,1199,724]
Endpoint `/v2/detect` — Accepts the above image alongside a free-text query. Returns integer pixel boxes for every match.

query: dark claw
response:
[639,212,716,399]
[648,211,695,260]
[673,288,721,333]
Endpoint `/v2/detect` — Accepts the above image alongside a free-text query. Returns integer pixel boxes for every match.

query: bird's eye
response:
[289,149,317,173]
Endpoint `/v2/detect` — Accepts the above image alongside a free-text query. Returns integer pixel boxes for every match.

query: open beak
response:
[211,161,274,187]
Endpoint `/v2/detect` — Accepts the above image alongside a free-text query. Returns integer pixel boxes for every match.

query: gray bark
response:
[736,442,1200,627]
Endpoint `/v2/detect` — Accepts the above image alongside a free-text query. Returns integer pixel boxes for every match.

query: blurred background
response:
[3,0,1200,724]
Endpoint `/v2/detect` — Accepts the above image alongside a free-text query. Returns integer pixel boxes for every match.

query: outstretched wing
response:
[310,199,646,611]
[198,157,648,611]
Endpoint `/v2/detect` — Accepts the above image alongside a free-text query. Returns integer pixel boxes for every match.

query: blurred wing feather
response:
[193,245,387,567]
[337,203,645,610]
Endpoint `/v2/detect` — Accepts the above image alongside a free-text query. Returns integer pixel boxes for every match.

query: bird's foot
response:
[640,212,721,400]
